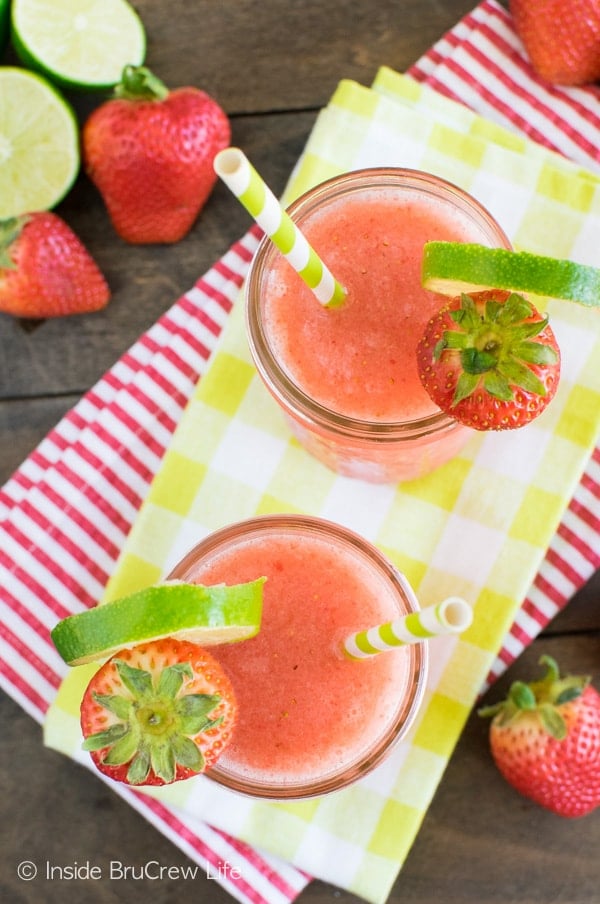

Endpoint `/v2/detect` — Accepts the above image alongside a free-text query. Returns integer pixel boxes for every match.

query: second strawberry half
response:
[82,65,231,244]
[416,289,561,431]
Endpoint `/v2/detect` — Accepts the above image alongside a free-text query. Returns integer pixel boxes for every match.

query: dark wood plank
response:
[545,570,600,634]
[126,0,480,114]
[0,397,78,485]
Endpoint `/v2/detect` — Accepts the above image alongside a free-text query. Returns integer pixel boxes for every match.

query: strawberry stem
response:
[435,292,559,406]
[113,65,169,102]
[0,216,29,270]
[478,655,590,740]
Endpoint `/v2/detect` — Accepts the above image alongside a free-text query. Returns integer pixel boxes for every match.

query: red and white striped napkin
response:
[1,2,599,902]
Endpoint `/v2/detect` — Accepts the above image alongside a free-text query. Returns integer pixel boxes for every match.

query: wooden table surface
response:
[1,2,598,902]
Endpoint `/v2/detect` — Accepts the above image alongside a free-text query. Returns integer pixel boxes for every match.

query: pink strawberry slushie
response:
[246,168,511,482]
[168,515,427,799]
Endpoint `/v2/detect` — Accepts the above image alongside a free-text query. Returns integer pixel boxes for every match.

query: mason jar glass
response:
[246,168,511,483]
[168,514,428,799]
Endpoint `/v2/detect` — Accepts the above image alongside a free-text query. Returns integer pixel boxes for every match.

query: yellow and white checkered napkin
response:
[45,68,600,904]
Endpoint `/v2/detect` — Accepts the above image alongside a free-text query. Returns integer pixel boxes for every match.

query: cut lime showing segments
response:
[11,0,146,91]
[422,242,600,308]
[51,580,265,666]
[0,67,79,218]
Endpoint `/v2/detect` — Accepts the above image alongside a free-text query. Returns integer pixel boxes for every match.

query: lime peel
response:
[422,242,600,308]
[51,579,266,666]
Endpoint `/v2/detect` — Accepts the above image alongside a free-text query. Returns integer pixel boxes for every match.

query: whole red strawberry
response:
[479,655,600,818]
[510,0,600,86]
[0,213,110,319]
[416,289,561,430]
[83,65,231,244]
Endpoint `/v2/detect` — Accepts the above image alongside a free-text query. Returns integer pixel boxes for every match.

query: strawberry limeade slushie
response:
[246,168,511,482]
[168,515,427,799]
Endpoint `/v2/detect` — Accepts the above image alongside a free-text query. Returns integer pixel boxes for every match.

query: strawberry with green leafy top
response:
[80,638,237,786]
[479,656,600,818]
[416,289,561,430]
[0,213,110,319]
[82,64,231,244]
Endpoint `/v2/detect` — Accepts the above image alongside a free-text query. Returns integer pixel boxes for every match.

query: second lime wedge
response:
[422,242,600,308]
[51,579,265,666]
[11,0,146,91]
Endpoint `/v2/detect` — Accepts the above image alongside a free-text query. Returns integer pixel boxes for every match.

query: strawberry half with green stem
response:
[416,289,560,430]
[0,213,110,319]
[81,638,237,786]
[509,0,600,87]
[479,655,600,818]
[83,64,231,244]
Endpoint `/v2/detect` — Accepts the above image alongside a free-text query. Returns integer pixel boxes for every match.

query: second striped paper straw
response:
[214,147,346,308]
[342,597,472,660]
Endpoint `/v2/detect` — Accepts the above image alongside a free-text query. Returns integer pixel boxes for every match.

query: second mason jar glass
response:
[246,168,511,483]
[167,514,428,799]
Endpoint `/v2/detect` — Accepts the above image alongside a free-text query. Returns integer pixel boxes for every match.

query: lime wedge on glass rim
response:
[0,67,80,218]
[51,579,266,667]
[422,242,600,307]
[11,0,146,91]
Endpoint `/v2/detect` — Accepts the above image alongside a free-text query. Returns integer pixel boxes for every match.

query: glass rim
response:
[167,513,429,800]
[245,166,512,442]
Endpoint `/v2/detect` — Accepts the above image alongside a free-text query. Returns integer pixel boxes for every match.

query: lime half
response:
[0,67,80,218]
[51,579,266,666]
[422,242,600,308]
[11,0,146,91]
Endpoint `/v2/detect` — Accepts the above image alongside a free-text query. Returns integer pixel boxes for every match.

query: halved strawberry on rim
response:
[416,289,561,431]
[80,638,237,786]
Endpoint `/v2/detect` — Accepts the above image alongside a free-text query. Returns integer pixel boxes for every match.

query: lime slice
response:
[11,0,146,91]
[51,579,265,666]
[422,242,600,308]
[0,67,80,218]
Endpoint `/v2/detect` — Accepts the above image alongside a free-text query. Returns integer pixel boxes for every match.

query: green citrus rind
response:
[11,0,146,91]
[0,0,9,56]
[422,242,600,308]
[51,579,266,666]
[0,67,80,218]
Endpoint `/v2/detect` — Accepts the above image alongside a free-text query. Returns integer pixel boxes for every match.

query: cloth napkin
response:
[1,2,599,903]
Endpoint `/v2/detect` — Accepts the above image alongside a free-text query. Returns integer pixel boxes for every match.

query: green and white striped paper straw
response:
[214,147,346,308]
[342,597,472,660]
